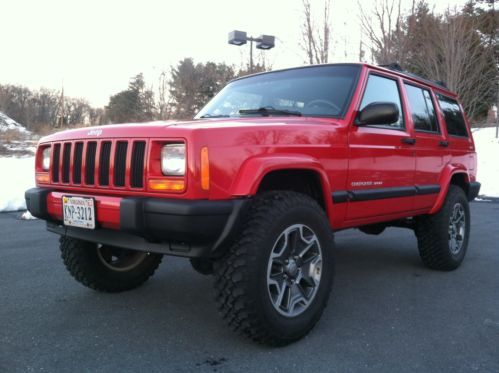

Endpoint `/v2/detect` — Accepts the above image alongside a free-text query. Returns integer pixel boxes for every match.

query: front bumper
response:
[25,187,246,258]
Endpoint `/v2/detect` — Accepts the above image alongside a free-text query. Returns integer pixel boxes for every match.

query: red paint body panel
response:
[47,191,121,230]
[34,63,478,232]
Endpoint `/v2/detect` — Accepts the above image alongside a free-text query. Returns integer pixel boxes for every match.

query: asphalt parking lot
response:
[1,201,498,372]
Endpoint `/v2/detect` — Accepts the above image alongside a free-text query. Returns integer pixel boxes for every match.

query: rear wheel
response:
[415,185,470,271]
[60,237,162,292]
[213,192,334,346]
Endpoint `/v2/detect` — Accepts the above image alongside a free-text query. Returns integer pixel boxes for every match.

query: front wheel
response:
[60,237,163,292]
[213,192,334,346]
[415,185,470,271]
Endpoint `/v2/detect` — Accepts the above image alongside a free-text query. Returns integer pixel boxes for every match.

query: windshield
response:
[195,64,361,119]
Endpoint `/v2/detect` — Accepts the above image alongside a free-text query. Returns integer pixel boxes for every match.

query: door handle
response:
[439,140,449,147]
[401,137,416,145]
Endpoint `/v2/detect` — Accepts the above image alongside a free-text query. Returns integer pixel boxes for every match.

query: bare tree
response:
[413,9,496,119]
[300,0,332,64]
[157,71,173,120]
[359,0,409,65]
[360,0,497,119]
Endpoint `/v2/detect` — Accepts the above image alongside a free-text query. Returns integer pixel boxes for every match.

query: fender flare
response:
[230,154,334,216]
[429,164,470,215]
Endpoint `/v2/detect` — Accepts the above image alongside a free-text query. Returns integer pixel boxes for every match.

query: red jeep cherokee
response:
[26,63,480,345]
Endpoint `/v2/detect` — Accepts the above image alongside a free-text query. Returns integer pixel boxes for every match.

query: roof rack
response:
[378,63,448,89]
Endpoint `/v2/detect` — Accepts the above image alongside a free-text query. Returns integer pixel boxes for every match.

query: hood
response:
[39,117,343,143]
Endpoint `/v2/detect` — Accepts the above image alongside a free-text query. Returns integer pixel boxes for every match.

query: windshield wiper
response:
[199,114,230,119]
[239,107,302,117]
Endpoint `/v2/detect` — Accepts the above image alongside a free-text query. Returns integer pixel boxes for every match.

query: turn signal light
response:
[148,178,185,192]
[200,147,210,190]
[36,172,50,184]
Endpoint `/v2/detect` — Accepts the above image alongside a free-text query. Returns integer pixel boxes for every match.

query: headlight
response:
[161,144,185,176]
[42,147,51,171]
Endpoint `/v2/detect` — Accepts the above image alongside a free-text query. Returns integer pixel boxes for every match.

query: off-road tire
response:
[213,191,334,346]
[415,185,470,271]
[60,237,162,292]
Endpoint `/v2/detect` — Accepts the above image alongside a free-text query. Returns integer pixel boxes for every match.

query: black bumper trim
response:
[120,198,241,245]
[25,187,247,258]
[46,222,218,258]
[25,188,51,219]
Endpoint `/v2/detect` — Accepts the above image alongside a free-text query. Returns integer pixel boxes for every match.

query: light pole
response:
[228,30,275,74]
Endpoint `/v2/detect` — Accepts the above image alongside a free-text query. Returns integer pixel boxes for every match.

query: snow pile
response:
[20,210,37,220]
[0,112,29,133]
[473,127,499,198]
[0,157,35,211]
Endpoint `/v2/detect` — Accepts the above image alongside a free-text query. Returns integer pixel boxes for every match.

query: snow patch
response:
[20,210,37,220]
[0,157,35,211]
[0,112,29,133]
[473,127,499,198]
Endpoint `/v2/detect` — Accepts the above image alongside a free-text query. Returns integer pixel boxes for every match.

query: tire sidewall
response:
[251,203,334,340]
[444,187,470,263]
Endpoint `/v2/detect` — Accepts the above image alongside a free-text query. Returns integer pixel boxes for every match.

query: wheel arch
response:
[230,154,333,218]
[429,165,471,214]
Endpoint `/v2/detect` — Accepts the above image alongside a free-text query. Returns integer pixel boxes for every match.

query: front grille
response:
[50,139,147,190]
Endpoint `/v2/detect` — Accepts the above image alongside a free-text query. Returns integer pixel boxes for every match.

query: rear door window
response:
[404,84,439,133]
[436,94,468,137]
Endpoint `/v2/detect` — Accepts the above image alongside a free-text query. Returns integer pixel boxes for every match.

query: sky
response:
[0,0,467,107]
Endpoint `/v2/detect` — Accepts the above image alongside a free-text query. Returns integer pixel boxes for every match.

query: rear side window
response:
[360,74,404,129]
[404,84,439,133]
[436,94,468,137]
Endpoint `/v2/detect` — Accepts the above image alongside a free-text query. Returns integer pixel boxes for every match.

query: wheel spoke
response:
[287,229,300,256]
[297,241,316,260]
[275,281,289,309]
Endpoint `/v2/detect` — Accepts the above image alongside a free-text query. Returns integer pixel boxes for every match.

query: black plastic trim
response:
[332,191,349,203]
[415,184,441,195]
[468,182,481,201]
[25,187,248,258]
[46,222,211,258]
[332,184,441,203]
[351,186,416,201]
[24,188,51,219]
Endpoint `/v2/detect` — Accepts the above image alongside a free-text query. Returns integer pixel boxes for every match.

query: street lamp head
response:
[256,34,275,50]
[228,30,247,46]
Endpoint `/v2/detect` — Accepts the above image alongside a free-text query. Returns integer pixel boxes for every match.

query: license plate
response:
[62,196,96,229]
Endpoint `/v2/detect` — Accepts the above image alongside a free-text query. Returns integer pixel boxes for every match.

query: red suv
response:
[26,63,480,345]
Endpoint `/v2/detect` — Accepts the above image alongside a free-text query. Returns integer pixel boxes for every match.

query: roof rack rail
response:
[378,62,448,89]
[379,63,403,72]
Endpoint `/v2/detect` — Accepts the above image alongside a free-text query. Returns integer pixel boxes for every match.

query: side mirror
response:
[357,102,399,126]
